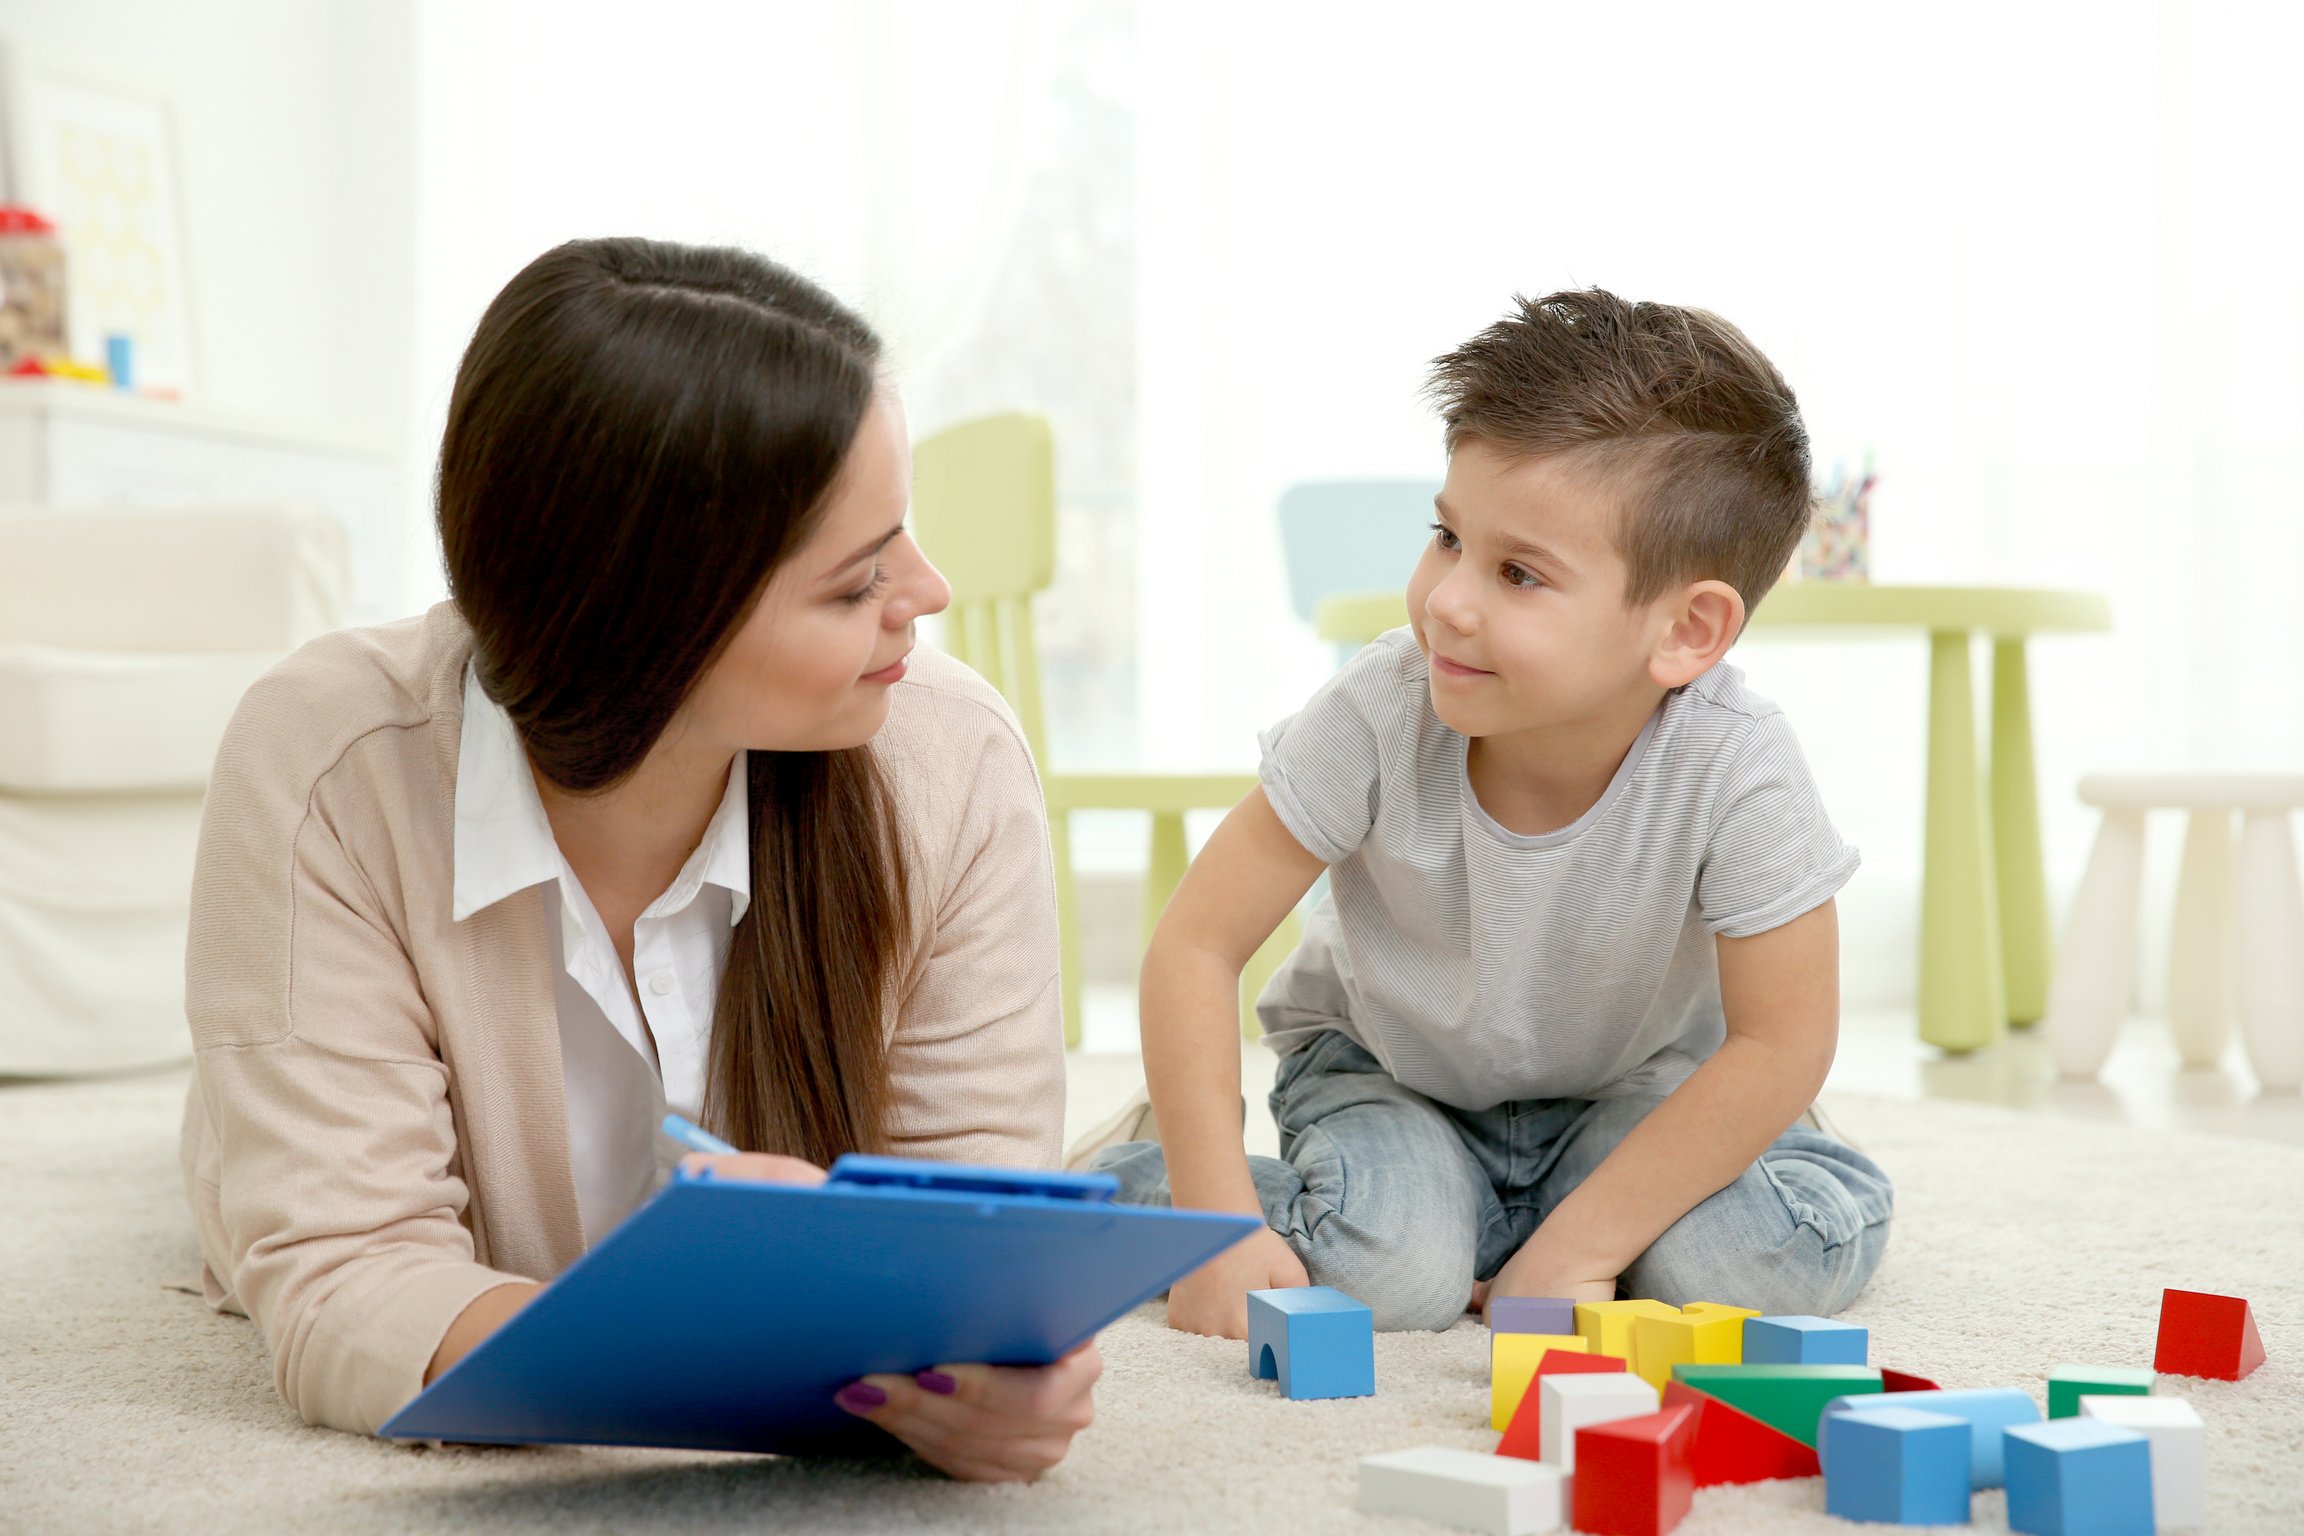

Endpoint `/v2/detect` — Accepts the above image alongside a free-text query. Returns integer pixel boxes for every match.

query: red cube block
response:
[2155,1288,2266,1380]
[1572,1403,1698,1536]
[1497,1347,1628,1461]
[1661,1381,1820,1485]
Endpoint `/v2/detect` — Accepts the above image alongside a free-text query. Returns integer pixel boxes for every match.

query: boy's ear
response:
[1647,579,1744,689]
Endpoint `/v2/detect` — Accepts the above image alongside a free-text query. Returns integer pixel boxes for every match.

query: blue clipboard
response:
[381,1153,1258,1455]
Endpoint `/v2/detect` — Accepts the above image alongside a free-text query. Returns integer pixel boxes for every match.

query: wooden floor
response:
[1064,995,2304,1154]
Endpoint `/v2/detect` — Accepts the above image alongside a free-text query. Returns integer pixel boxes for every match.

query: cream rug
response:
[3,1071,2297,1535]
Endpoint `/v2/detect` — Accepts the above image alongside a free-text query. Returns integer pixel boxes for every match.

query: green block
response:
[2046,1364,2153,1419]
[1671,1364,1883,1446]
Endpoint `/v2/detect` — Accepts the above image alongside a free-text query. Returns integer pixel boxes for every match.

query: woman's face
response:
[680,389,951,755]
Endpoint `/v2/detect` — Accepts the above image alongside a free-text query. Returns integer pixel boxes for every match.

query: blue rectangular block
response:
[1821,1387,2041,1487]
[1488,1297,1577,1337]
[1745,1314,1870,1366]
[2004,1419,2155,1536]
[1823,1406,1973,1525]
[1247,1286,1375,1401]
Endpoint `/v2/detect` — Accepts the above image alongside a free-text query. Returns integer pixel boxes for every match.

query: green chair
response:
[911,412,1299,1047]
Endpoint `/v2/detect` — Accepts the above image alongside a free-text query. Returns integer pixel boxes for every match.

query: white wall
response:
[0,0,419,555]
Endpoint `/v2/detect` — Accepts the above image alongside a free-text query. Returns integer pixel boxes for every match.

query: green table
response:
[1312,585,2113,1052]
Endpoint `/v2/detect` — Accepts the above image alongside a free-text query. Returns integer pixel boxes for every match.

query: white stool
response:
[2044,774,2304,1090]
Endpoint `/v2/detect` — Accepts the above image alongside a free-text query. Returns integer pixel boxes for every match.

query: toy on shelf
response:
[1357,1445,1565,1536]
[2081,1392,2206,1530]
[1742,1314,1869,1366]
[1821,1385,2039,1488]
[2154,1288,2265,1381]
[1660,1381,1819,1485]
[1572,1404,1698,1536]
[1491,1335,1597,1433]
[2046,1363,2153,1420]
[0,207,67,373]
[1245,1285,1374,1401]
[1538,1372,1660,1470]
[2003,1419,2157,1536]
[1497,1346,1622,1448]
[1792,456,1875,583]
[1821,1405,1973,1526]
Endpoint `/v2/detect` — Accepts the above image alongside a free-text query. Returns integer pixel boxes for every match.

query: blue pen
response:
[661,1112,739,1157]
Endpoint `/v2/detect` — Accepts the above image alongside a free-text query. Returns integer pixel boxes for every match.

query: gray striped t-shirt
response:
[1254,628,1858,1110]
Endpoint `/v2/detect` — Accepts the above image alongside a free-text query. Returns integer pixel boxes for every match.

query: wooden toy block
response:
[1821,1405,1973,1526]
[1493,1340,1613,1436]
[1632,1303,1754,1390]
[1245,1285,1374,1401]
[1742,1314,1869,1365]
[1670,1364,1881,1446]
[1571,1403,1698,1536]
[2154,1287,2266,1381]
[1880,1368,1942,1393]
[1357,1445,1565,1535]
[1575,1299,1682,1361]
[2082,1393,2207,1531]
[1821,1386,2039,1488]
[1489,1296,1578,1337]
[2004,1419,2156,1536]
[2046,1363,2152,1419]
[1661,1381,1820,1485]
[1538,1372,1660,1470]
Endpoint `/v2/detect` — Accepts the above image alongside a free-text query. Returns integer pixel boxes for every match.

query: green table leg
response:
[1921,630,2007,1052]
[1991,639,2051,1026]
[1145,811,1190,950]
[1051,811,1084,1049]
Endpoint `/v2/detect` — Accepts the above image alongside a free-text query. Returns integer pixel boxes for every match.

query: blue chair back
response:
[1275,479,1440,629]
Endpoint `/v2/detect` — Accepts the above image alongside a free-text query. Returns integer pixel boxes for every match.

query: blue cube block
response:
[1488,1297,1577,1337]
[1246,1286,1375,1400]
[1821,1386,2041,1487]
[1823,1406,1973,1525]
[2004,1419,2156,1536]
[1745,1314,1870,1366]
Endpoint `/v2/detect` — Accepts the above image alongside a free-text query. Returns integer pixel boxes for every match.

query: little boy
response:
[1087,289,1892,1339]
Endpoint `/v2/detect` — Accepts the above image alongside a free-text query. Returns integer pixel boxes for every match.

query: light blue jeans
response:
[1092,1030,1894,1331]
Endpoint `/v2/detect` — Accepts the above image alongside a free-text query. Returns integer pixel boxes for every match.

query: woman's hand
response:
[676,1151,828,1186]
[1165,1226,1308,1339]
[833,1341,1102,1483]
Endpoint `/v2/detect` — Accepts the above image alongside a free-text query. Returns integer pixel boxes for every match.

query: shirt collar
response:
[451,663,752,928]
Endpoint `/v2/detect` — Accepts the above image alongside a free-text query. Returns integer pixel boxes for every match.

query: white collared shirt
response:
[450,664,752,1243]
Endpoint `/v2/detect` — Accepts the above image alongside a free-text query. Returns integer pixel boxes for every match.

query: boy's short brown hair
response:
[1426,289,1811,613]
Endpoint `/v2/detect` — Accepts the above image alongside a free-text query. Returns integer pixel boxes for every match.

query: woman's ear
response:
[1647,579,1745,689]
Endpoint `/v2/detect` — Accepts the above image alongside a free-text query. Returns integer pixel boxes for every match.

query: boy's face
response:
[1406,439,1667,740]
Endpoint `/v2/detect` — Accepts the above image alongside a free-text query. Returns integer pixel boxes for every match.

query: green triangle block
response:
[2046,1363,2154,1419]
[1671,1364,1883,1446]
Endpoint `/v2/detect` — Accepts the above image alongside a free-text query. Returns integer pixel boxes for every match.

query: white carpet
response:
[3,1071,2297,1535]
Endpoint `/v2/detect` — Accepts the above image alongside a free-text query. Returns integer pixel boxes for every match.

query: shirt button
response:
[648,971,676,997]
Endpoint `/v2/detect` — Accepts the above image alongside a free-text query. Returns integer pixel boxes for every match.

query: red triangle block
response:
[1573,1403,1699,1536]
[2156,1288,2266,1380]
[1662,1381,1821,1486]
[1497,1348,1628,1461]
[1881,1368,1942,1393]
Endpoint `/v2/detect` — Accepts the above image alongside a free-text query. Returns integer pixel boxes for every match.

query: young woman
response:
[179,238,1091,1483]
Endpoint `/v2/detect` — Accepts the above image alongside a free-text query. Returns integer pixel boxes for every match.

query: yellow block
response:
[1488,1333,1589,1431]
[1574,1299,1682,1362]
[1631,1301,1758,1390]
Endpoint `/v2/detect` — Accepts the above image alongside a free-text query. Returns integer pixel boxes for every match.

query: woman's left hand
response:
[834,1340,1102,1483]
[677,1151,828,1186]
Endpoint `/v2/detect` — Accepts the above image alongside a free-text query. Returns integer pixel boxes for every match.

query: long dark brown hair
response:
[436,237,908,1165]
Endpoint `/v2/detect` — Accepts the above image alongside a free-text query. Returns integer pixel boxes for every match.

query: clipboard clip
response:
[824,1154,1119,1204]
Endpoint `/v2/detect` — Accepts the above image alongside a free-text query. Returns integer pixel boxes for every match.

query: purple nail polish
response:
[916,1369,958,1396]
[834,1382,888,1413]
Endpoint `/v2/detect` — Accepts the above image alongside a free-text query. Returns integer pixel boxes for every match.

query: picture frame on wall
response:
[0,50,195,394]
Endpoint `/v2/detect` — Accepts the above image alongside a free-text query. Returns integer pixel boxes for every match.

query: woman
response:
[179,238,1092,1482]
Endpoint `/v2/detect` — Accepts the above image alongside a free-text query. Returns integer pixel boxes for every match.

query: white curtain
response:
[1131,0,2304,1007]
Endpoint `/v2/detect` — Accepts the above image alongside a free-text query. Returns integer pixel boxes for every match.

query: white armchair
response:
[0,504,349,1075]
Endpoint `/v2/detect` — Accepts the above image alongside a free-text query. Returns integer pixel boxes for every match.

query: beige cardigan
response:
[180,603,1065,1436]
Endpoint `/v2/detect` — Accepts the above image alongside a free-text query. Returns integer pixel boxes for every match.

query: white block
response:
[2081,1393,2207,1530]
[1357,1446,1565,1536]
[1538,1373,1661,1470]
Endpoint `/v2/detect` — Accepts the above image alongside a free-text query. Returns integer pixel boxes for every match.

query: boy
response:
[1086,289,1891,1339]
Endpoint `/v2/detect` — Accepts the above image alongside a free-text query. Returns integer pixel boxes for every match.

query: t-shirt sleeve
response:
[1256,633,1412,865]
[1695,709,1861,938]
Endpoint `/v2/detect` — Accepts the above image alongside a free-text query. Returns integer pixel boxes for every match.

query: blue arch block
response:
[1247,1286,1375,1401]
